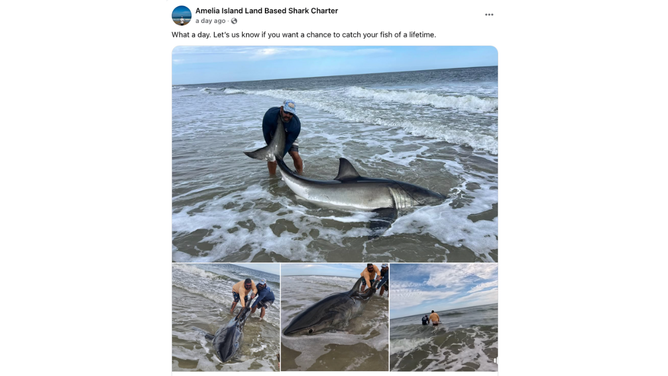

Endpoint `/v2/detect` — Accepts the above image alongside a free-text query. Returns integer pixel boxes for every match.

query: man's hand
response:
[289,151,304,174]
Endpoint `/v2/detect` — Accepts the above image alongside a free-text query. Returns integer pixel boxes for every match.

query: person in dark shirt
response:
[422,314,429,325]
[262,99,303,175]
[250,279,275,321]
[377,264,389,296]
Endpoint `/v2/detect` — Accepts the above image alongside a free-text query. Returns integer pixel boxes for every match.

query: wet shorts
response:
[232,292,249,303]
[257,299,274,309]
[433,322,439,326]
[377,277,389,290]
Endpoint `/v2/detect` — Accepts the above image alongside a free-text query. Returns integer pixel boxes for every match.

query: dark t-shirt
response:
[262,107,301,157]
[251,286,275,308]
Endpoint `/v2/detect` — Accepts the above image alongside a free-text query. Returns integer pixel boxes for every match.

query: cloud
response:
[468,280,498,293]
[449,287,498,306]
[390,289,459,310]
[424,264,497,288]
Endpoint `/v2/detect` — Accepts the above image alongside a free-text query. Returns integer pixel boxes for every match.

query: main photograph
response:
[172,46,498,263]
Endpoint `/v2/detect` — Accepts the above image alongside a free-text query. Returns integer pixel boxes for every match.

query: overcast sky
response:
[390,263,498,319]
[281,263,376,277]
[232,263,279,276]
[172,46,497,85]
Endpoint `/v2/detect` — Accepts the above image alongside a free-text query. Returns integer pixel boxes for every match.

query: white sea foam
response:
[223,88,243,94]
[226,87,498,154]
[391,337,433,353]
[345,86,498,113]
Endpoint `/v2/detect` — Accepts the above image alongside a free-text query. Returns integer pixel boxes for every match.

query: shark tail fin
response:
[243,122,286,162]
[244,144,279,162]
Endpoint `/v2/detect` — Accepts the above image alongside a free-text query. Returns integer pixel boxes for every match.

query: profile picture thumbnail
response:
[172,6,191,26]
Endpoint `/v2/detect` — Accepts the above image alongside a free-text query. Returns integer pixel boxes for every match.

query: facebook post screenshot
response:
[169,1,498,374]
[9,1,666,376]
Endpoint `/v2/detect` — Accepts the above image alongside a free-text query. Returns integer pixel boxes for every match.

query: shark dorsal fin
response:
[334,158,361,181]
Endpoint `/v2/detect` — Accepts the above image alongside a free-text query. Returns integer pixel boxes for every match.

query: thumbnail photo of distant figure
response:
[172,5,191,25]
[172,263,280,371]
[390,263,498,372]
[281,263,389,371]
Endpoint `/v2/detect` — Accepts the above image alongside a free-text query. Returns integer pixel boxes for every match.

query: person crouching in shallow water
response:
[360,263,380,293]
[230,278,257,314]
[251,278,275,321]
[262,99,303,175]
[422,314,430,325]
[377,264,389,296]
[429,310,440,326]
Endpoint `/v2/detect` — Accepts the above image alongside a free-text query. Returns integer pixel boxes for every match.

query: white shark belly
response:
[280,173,394,211]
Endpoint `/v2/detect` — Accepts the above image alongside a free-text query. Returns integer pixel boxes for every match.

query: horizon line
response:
[391,302,497,319]
[173,65,498,86]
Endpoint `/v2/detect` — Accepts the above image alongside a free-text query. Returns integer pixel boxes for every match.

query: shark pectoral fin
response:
[368,207,398,239]
[192,326,215,341]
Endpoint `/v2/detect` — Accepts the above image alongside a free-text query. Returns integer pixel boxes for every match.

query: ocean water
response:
[390,303,498,371]
[172,67,498,262]
[281,275,389,371]
[172,264,280,371]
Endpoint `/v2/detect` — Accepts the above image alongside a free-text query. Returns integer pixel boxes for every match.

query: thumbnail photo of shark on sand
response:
[171,46,499,263]
[281,263,389,371]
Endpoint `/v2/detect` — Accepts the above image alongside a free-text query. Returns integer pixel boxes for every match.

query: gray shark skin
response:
[199,302,251,363]
[244,122,447,237]
[283,277,375,336]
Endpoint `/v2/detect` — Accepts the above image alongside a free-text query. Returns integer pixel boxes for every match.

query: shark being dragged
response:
[244,122,447,237]
[195,301,252,363]
[283,277,375,336]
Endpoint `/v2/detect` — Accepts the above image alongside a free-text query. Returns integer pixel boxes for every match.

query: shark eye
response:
[308,328,314,334]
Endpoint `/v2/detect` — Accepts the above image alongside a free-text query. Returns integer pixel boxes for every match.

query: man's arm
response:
[251,289,266,309]
[262,109,276,145]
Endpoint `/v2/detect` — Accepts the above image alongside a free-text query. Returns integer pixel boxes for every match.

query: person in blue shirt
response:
[377,264,389,296]
[262,99,303,175]
[251,278,275,321]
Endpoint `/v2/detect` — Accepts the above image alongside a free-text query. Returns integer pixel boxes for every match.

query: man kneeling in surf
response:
[262,99,303,175]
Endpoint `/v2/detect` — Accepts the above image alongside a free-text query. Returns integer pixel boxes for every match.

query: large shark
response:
[244,122,447,236]
[196,301,252,363]
[283,277,375,336]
